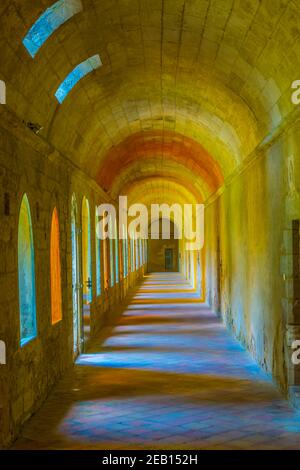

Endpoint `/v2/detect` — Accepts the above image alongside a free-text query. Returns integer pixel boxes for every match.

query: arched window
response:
[130,236,135,272]
[142,239,145,265]
[23,0,83,58]
[135,238,139,270]
[18,194,37,346]
[139,238,143,267]
[71,194,81,357]
[115,218,119,284]
[95,206,101,296]
[107,214,115,287]
[82,197,92,303]
[110,238,114,286]
[103,238,109,289]
[102,230,109,290]
[50,208,62,324]
[122,225,128,277]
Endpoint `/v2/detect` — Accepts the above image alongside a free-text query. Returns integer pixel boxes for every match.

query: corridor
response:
[13,274,300,450]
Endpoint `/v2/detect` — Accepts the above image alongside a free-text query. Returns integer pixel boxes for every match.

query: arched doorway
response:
[50,207,62,325]
[71,194,82,358]
[82,196,92,345]
[148,218,179,272]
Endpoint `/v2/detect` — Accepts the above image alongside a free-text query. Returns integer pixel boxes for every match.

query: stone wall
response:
[0,119,145,448]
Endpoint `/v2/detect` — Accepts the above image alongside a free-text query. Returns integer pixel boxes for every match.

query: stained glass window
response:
[115,219,119,284]
[50,208,62,324]
[55,55,102,103]
[122,225,128,277]
[82,197,92,303]
[18,194,37,346]
[95,207,101,296]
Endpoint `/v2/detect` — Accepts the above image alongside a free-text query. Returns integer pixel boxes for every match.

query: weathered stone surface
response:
[0,0,300,450]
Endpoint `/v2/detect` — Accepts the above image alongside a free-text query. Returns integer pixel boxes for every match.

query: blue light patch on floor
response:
[12,274,300,450]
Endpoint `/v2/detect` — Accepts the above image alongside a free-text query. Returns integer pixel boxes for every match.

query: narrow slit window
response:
[122,225,128,278]
[82,197,92,304]
[18,194,37,346]
[130,237,135,272]
[103,229,109,290]
[50,208,62,324]
[139,238,143,267]
[55,55,102,103]
[135,238,139,270]
[144,240,148,264]
[23,0,83,58]
[109,239,115,286]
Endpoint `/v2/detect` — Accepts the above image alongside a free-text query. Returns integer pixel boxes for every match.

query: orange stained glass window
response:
[50,208,62,324]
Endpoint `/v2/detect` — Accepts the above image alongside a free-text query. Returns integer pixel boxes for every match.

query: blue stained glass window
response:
[139,238,143,267]
[109,238,115,287]
[95,207,101,296]
[135,239,139,270]
[23,0,83,58]
[55,54,102,103]
[130,238,135,272]
[18,194,37,346]
[109,216,115,287]
[122,226,128,277]
[125,239,129,275]
[82,197,92,304]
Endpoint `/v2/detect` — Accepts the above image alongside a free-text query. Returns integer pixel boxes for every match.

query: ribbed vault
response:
[126,177,201,206]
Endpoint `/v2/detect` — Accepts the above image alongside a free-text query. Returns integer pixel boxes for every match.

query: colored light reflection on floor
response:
[13,274,300,450]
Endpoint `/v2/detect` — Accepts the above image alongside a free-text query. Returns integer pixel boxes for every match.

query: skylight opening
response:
[23,0,83,58]
[55,55,102,103]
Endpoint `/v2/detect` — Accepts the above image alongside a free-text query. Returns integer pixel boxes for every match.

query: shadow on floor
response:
[12,273,300,450]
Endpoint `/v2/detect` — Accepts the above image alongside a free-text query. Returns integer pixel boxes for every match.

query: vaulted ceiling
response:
[1,0,299,203]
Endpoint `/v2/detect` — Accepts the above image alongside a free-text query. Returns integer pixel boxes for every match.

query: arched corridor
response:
[12,274,300,450]
[0,0,300,452]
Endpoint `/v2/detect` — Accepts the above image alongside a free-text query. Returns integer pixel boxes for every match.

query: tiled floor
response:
[13,273,300,449]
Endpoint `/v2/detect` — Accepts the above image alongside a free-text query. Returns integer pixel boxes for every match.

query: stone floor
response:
[12,273,300,450]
